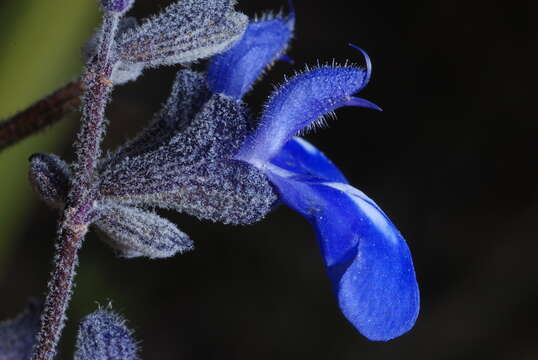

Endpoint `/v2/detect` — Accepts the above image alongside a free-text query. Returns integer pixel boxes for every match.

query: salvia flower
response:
[28,1,419,343]
[206,10,419,341]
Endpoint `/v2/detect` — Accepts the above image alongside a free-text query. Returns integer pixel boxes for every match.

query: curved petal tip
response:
[287,0,296,27]
[348,43,372,90]
[344,97,382,111]
[279,53,295,64]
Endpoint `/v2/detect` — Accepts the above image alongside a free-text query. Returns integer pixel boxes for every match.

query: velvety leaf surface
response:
[74,310,138,360]
[116,0,248,67]
[100,93,248,188]
[102,159,276,225]
[94,202,193,259]
[99,92,277,224]
[100,69,210,170]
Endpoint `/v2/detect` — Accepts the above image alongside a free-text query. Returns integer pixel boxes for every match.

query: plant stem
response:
[31,13,120,360]
[31,223,87,360]
[0,80,82,152]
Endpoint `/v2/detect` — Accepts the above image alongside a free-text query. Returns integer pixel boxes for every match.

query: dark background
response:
[0,0,537,359]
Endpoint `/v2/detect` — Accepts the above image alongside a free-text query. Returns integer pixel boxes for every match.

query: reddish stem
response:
[0,81,82,151]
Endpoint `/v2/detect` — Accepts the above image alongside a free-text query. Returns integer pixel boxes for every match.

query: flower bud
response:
[0,299,42,360]
[74,309,138,360]
[28,153,70,209]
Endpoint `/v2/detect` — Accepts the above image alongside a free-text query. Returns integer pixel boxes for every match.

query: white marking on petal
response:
[293,136,318,155]
[324,182,399,246]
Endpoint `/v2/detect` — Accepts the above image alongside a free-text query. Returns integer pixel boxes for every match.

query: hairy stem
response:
[0,81,82,151]
[31,223,87,360]
[31,13,120,360]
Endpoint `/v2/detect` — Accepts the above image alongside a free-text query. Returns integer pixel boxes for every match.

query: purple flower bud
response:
[74,309,138,360]
[100,0,134,14]
[0,299,42,360]
[28,153,70,209]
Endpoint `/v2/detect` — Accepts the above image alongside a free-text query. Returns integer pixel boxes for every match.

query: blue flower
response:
[207,8,419,341]
[28,2,419,342]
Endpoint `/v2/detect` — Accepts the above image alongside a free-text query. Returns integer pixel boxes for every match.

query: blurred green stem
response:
[0,0,97,277]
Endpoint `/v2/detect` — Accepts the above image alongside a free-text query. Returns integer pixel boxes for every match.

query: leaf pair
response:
[29,152,193,259]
